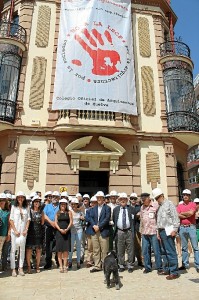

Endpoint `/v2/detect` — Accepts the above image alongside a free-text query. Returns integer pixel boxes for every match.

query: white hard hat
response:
[96,191,105,197]
[194,198,199,203]
[59,198,68,204]
[83,194,90,199]
[12,195,16,200]
[26,195,31,201]
[6,193,12,199]
[68,196,73,202]
[45,191,52,197]
[130,193,138,198]
[76,193,82,198]
[118,192,128,199]
[32,195,41,202]
[90,195,97,202]
[71,198,79,204]
[182,189,191,195]
[16,191,26,198]
[61,191,69,198]
[52,191,60,196]
[110,190,118,196]
[105,194,110,198]
[0,193,7,199]
[151,188,163,199]
[30,192,37,199]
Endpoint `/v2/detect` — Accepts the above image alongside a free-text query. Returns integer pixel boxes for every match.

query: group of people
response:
[0,187,199,280]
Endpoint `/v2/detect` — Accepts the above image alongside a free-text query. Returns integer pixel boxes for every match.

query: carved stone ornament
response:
[65,136,126,173]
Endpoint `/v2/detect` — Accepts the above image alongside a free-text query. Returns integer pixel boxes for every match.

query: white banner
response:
[52,0,137,115]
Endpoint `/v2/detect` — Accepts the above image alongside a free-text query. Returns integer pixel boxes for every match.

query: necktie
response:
[122,207,127,229]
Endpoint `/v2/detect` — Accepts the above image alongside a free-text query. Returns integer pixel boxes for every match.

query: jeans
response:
[142,234,162,271]
[69,230,83,263]
[159,229,178,276]
[179,225,199,269]
[45,226,58,266]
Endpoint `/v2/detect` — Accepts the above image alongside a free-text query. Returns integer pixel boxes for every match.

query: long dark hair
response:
[57,203,69,218]
[14,197,28,208]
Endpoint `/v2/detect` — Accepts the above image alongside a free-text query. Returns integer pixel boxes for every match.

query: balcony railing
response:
[0,21,26,45]
[160,41,191,58]
[58,110,131,123]
[167,111,199,132]
[0,99,16,123]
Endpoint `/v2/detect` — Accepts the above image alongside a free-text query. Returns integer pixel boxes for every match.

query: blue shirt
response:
[43,203,59,224]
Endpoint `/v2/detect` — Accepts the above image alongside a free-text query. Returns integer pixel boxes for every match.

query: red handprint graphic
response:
[73,28,121,76]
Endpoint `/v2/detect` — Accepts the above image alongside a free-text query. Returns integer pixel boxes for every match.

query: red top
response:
[177,202,197,225]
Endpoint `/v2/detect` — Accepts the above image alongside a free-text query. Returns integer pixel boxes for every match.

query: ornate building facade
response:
[0,0,198,203]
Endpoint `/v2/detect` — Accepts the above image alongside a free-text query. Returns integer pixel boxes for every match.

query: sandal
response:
[63,266,68,273]
[12,270,17,277]
[36,266,40,273]
[27,266,32,274]
[60,267,64,273]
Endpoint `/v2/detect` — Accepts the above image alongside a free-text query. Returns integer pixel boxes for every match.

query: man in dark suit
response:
[113,193,136,273]
[87,191,111,272]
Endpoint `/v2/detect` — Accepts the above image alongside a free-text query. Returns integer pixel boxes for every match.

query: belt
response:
[180,224,195,227]
[118,228,131,232]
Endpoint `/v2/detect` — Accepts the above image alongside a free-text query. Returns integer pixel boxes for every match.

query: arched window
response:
[0,52,21,122]
[164,68,195,113]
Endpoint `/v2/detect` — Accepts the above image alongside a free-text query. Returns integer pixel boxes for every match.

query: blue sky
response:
[171,0,199,79]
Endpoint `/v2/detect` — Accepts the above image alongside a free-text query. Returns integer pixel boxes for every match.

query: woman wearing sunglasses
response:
[68,198,85,270]
[10,191,30,277]
[26,195,44,273]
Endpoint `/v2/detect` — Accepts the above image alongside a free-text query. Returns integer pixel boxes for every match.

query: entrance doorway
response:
[79,171,109,197]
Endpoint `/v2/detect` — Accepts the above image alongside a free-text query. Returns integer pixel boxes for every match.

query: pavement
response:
[0,255,198,300]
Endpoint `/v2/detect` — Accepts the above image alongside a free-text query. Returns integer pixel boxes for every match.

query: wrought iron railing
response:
[0,21,26,44]
[0,99,16,123]
[160,41,191,58]
[167,111,199,132]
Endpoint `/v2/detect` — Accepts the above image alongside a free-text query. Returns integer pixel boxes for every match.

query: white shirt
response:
[10,206,31,234]
[98,204,104,221]
[108,202,118,225]
[117,206,130,230]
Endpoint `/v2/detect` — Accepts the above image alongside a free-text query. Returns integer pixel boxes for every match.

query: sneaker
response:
[18,268,25,276]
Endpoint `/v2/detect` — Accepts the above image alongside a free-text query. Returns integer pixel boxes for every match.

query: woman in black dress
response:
[55,198,72,273]
[26,195,44,273]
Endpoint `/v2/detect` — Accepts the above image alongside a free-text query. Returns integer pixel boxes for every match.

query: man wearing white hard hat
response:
[108,190,118,251]
[85,196,98,268]
[88,191,111,272]
[177,189,199,273]
[194,198,199,242]
[112,193,135,273]
[130,192,143,267]
[152,188,180,280]
[43,191,60,269]
[44,191,52,205]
